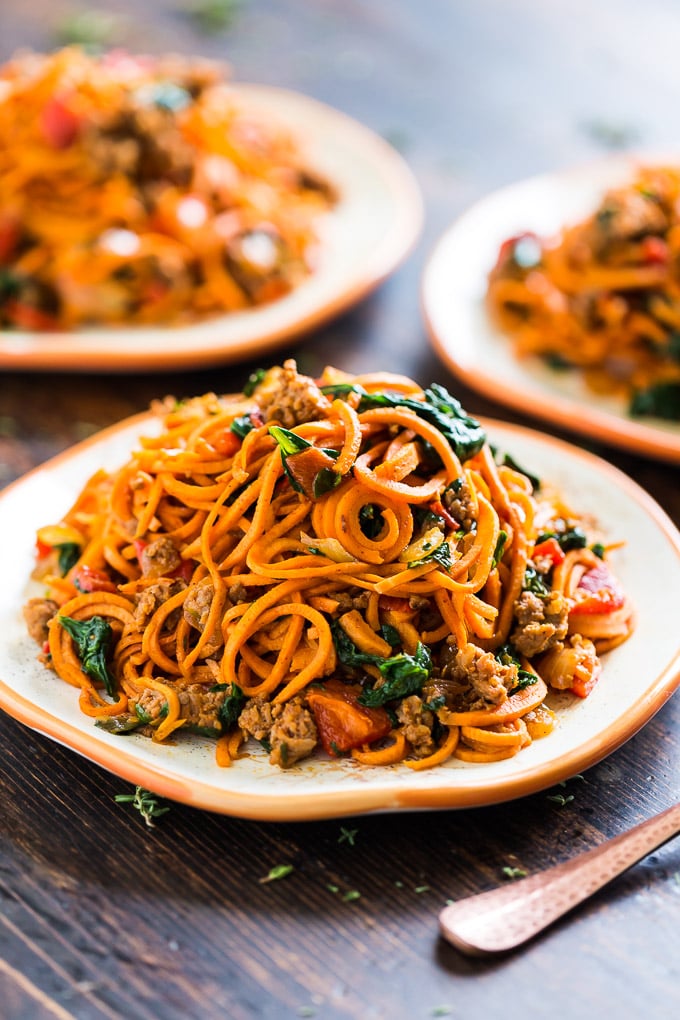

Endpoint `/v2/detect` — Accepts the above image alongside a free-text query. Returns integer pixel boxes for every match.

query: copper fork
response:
[439,800,680,956]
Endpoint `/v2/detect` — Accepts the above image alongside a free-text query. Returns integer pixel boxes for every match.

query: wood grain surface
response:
[1,2,679,1018]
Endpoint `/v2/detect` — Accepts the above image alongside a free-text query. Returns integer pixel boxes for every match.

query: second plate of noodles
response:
[22,362,635,775]
[423,155,680,463]
[0,50,422,371]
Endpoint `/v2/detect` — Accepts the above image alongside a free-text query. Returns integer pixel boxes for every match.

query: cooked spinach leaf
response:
[494,643,538,691]
[58,615,116,697]
[630,381,680,420]
[492,530,508,568]
[357,383,486,462]
[95,714,142,734]
[217,682,246,729]
[500,452,541,491]
[55,541,81,576]
[407,540,453,571]
[332,620,432,702]
[322,381,486,461]
[358,643,432,706]
[535,526,587,551]
[243,368,266,397]
[522,564,550,597]
[230,414,255,438]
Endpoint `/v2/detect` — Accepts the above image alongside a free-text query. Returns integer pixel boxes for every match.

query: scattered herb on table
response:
[342,889,361,902]
[546,792,575,807]
[338,826,358,846]
[53,9,124,49]
[501,866,527,880]
[259,864,294,884]
[114,786,169,827]
[182,0,243,33]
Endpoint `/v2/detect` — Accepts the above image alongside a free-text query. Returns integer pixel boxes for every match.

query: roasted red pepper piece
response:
[5,300,60,331]
[211,430,241,458]
[285,446,338,500]
[427,499,458,532]
[642,236,669,264]
[40,95,81,148]
[306,679,391,755]
[569,562,625,615]
[532,537,566,565]
[74,565,118,593]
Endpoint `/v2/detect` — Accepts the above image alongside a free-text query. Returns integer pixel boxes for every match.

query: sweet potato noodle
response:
[486,165,680,421]
[0,48,335,330]
[24,361,634,771]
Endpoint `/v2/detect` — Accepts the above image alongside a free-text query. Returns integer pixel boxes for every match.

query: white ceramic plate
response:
[422,154,680,464]
[1,411,679,820]
[0,84,422,373]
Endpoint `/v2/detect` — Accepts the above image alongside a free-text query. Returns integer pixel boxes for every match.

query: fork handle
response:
[439,801,680,956]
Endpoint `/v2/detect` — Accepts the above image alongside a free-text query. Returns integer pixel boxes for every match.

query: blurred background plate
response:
[0,83,422,373]
[422,154,680,464]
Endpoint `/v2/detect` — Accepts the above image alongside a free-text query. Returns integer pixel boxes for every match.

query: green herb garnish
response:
[114,786,169,827]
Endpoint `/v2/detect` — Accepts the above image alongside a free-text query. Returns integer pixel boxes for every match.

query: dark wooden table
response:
[1,2,680,1018]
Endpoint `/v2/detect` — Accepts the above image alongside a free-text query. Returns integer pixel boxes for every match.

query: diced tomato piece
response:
[0,217,19,264]
[496,234,522,266]
[40,95,81,148]
[35,539,52,560]
[428,499,458,532]
[133,539,147,563]
[570,562,625,615]
[142,280,170,304]
[170,559,195,584]
[532,537,565,565]
[212,430,241,457]
[74,565,118,593]
[378,596,415,618]
[642,236,669,264]
[5,300,60,332]
[306,679,391,755]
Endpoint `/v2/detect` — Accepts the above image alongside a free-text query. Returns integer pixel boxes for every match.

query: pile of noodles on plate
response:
[0,48,335,330]
[24,361,634,771]
[486,165,680,421]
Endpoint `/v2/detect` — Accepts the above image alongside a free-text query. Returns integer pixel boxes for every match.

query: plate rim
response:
[421,152,680,465]
[0,82,423,373]
[1,413,680,820]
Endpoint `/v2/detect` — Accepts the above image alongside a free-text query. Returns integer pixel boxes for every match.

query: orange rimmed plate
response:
[422,154,680,464]
[0,84,422,373]
[2,411,680,819]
